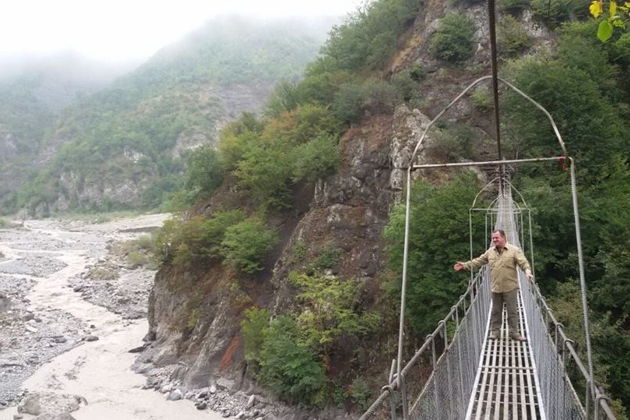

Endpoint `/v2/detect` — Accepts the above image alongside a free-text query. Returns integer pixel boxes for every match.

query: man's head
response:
[491,229,507,248]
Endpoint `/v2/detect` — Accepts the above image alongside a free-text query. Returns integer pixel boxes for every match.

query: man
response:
[453,229,533,341]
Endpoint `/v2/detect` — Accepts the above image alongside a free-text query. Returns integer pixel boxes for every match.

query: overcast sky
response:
[0,0,364,62]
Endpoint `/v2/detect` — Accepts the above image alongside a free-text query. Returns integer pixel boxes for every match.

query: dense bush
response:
[318,0,420,72]
[227,105,342,209]
[154,210,245,267]
[384,172,486,334]
[221,218,278,273]
[498,15,533,57]
[184,145,225,199]
[498,0,531,14]
[429,13,476,63]
[290,134,340,182]
[242,312,326,405]
[289,272,381,349]
[530,0,585,27]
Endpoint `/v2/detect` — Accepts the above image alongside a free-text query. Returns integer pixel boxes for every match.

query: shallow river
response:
[0,215,224,420]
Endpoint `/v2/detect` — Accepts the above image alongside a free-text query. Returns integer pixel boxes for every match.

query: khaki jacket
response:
[462,243,531,293]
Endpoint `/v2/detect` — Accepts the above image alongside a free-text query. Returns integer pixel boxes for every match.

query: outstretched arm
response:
[454,251,489,272]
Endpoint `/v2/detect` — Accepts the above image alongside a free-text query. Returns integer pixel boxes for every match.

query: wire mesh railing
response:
[360,267,491,420]
[360,193,616,419]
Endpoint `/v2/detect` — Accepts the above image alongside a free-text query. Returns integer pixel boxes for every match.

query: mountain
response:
[7,16,335,215]
[0,52,135,211]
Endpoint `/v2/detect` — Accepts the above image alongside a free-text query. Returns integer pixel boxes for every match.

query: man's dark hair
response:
[493,229,506,238]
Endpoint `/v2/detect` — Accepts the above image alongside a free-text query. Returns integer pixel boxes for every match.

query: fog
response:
[0,0,362,64]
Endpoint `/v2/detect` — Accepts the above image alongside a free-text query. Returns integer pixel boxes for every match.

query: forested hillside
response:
[8,16,333,215]
[141,0,630,417]
[0,53,132,212]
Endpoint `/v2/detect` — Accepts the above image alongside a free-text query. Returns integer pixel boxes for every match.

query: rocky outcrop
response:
[142,103,436,396]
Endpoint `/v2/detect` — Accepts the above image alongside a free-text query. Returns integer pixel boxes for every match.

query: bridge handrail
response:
[360,267,617,419]
[360,267,489,419]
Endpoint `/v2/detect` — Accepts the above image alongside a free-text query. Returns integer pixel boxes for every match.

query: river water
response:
[0,215,224,420]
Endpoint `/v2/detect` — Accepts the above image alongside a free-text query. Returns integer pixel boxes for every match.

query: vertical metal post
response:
[440,320,455,418]
[469,209,474,286]
[569,158,595,419]
[388,359,398,420]
[487,0,502,160]
[528,210,536,276]
[397,167,413,420]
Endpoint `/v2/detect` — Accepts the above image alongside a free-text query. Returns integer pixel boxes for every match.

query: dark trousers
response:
[490,288,519,335]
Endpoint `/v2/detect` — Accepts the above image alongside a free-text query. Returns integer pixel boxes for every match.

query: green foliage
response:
[218,113,265,170]
[503,48,626,176]
[227,105,342,209]
[289,272,381,349]
[184,144,225,199]
[221,217,278,273]
[291,134,340,182]
[310,244,343,272]
[429,13,476,63]
[498,15,533,57]
[248,314,327,405]
[242,307,271,365]
[318,0,421,72]
[154,210,245,267]
[384,173,485,334]
[548,282,630,417]
[498,0,531,14]
[0,218,8,228]
[425,124,476,162]
[349,377,372,410]
[530,0,585,27]
[471,88,492,111]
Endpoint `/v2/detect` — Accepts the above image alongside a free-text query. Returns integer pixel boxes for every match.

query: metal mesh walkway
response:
[467,290,544,419]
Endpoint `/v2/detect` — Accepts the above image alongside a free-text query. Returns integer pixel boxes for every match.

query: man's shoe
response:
[489,331,499,339]
[510,334,526,342]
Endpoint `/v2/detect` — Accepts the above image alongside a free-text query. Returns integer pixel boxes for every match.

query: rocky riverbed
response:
[0,215,231,420]
[0,215,339,420]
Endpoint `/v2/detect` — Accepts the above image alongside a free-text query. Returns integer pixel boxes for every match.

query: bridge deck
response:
[467,289,545,419]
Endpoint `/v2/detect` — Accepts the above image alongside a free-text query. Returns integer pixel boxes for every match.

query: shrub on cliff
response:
[221,218,278,273]
[154,210,245,266]
[242,311,326,405]
[429,13,476,63]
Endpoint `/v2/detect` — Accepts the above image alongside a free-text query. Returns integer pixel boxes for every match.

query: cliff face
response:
[142,103,435,390]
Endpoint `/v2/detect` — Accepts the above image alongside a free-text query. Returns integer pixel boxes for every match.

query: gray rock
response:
[195,401,207,410]
[17,392,82,416]
[216,378,234,390]
[34,414,76,420]
[167,389,182,401]
[247,394,256,409]
[53,336,67,344]
[209,385,217,394]
[84,335,99,342]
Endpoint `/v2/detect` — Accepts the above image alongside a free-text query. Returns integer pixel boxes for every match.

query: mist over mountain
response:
[1,15,336,214]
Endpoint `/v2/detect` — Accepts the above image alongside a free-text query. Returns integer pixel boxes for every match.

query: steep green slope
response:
[17,16,332,215]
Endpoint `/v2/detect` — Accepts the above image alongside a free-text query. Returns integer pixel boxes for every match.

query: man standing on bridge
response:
[453,229,533,341]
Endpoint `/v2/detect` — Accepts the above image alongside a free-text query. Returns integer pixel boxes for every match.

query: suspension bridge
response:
[357,73,617,420]
[359,179,616,419]
[357,1,618,417]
